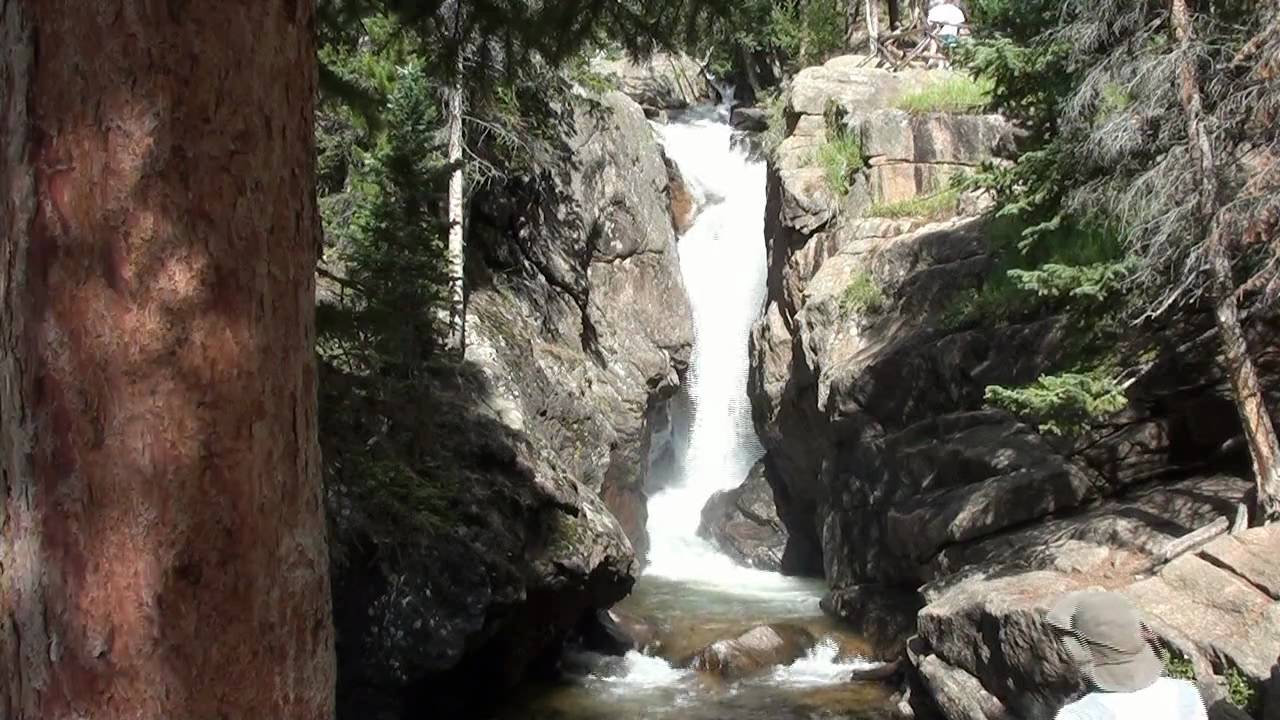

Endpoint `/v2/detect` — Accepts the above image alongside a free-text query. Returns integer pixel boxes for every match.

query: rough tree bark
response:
[1170,0,1280,524]
[0,1,335,718]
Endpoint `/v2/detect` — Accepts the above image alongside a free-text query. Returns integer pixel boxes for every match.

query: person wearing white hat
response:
[1046,591,1208,719]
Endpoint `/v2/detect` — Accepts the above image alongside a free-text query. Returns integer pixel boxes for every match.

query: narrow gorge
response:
[326,46,1280,720]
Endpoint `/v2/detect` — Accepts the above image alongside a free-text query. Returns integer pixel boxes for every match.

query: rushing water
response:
[491,99,894,720]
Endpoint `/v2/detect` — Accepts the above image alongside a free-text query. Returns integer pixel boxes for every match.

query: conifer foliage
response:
[960,0,1280,522]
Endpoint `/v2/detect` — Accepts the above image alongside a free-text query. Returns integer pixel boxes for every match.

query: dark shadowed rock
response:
[579,608,661,656]
[330,90,693,717]
[1267,659,1279,720]
[822,584,922,656]
[731,106,769,131]
[689,624,817,679]
[697,460,788,570]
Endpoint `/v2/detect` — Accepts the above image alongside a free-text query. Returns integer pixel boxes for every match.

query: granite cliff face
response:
[327,89,693,717]
[747,55,1280,719]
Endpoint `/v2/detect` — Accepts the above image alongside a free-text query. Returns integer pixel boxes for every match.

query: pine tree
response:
[962,0,1280,523]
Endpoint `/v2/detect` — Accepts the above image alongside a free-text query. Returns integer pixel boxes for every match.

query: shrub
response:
[896,74,995,114]
[985,367,1127,435]
[1161,650,1196,681]
[840,270,887,316]
[1225,667,1260,716]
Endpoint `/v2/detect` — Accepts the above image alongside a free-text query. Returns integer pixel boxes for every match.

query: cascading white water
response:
[642,95,809,596]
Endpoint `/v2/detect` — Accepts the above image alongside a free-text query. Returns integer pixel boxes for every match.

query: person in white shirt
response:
[926,0,966,39]
[1046,591,1208,720]
[925,0,966,68]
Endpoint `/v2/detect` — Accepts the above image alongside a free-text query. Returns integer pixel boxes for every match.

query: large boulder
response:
[905,477,1275,720]
[328,90,693,717]
[697,460,788,570]
[467,90,693,562]
[688,624,817,679]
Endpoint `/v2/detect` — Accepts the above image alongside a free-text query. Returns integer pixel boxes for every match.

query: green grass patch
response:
[868,187,961,221]
[817,128,865,197]
[895,74,994,114]
[840,270,887,316]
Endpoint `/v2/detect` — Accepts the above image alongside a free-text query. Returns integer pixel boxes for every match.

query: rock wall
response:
[328,90,692,717]
[749,55,1280,718]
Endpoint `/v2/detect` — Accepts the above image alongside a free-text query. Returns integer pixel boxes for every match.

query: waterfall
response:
[491,97,880,719]
[643,96,787,590]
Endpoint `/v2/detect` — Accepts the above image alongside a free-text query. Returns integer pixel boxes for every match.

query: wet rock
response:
[697,460,788,571]
[731,131,766,162]
[579,607,661,656]
[849,658,903,683]
[689,624,816,679]
[731,106,769,131]
[592,51,708,109]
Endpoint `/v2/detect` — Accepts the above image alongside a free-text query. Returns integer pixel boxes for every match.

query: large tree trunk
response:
[0,2,335,718]
[1171,0,1280,523]
[445,51,467,354]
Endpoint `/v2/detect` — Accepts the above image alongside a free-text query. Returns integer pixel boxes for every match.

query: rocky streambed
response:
[491,576,897,720]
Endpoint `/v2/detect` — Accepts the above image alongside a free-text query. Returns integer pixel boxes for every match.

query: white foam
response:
[592,651,691,692]
[762,637,880,688]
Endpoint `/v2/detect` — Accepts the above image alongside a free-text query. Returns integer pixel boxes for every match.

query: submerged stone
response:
[688,624,816,679]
